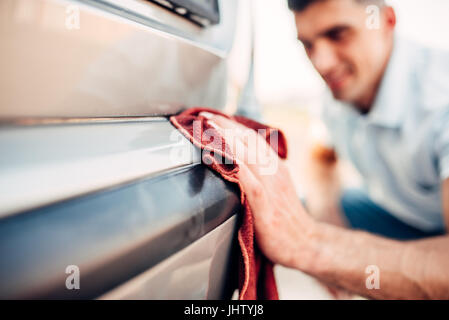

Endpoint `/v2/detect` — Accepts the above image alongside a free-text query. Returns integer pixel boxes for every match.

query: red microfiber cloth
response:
[170,107,287,300]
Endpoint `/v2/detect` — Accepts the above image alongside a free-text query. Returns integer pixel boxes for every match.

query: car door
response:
[0,0,252,299]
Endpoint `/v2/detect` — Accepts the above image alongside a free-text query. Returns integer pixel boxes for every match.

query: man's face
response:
[294,0,395,108]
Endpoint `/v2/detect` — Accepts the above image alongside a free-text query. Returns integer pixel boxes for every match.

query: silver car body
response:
[0,0,251,299]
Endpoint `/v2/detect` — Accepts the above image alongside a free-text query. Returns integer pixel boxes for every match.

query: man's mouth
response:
[324,69,352,91]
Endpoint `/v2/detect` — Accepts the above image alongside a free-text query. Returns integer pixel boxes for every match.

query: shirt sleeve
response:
[435,110,449,180]
[439,144,449,180]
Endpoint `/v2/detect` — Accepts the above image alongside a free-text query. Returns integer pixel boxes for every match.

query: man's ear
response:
[383,6,396,30]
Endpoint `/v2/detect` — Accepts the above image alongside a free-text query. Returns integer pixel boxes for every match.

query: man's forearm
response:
[295,222,449,299]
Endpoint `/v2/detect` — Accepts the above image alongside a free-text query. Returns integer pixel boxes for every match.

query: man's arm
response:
[203,113,449,300]
[297,191,449,299]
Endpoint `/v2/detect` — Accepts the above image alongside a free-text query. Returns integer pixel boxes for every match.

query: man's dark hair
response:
[288,0,385,12]
[287,0,319,11]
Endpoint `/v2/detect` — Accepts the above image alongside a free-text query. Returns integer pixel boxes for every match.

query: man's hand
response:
[201,112,449,299]
[201,112,316,269]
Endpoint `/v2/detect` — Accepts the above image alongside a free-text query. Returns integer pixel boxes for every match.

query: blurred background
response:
[227,0,449,299]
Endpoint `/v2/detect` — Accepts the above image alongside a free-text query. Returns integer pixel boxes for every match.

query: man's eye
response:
[327,28,349,42]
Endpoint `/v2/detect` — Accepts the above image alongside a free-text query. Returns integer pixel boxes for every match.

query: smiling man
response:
[201,0,449,299]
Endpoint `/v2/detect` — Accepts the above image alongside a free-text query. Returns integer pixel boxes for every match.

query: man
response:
[201,0,449,299]
[294,0,448,244]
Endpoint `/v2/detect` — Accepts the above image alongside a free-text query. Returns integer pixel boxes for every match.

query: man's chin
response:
[330,88,349,101]
[327,76,357,103]
[329,84,359,104]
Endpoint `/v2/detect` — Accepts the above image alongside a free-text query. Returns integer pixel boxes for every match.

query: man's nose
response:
[310,40,339,75]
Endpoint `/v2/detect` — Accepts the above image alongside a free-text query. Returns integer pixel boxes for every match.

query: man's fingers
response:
[200,112,280,178]
[201,113,267,151]
[236,162,268,219]
[201,112,249,135]
[206,119,250,165]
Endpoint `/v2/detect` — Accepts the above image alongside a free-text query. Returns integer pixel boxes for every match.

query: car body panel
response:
[0,0,237,119]
[99,215,238,300]
[0,163,241,299]
[0,0,249,299]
